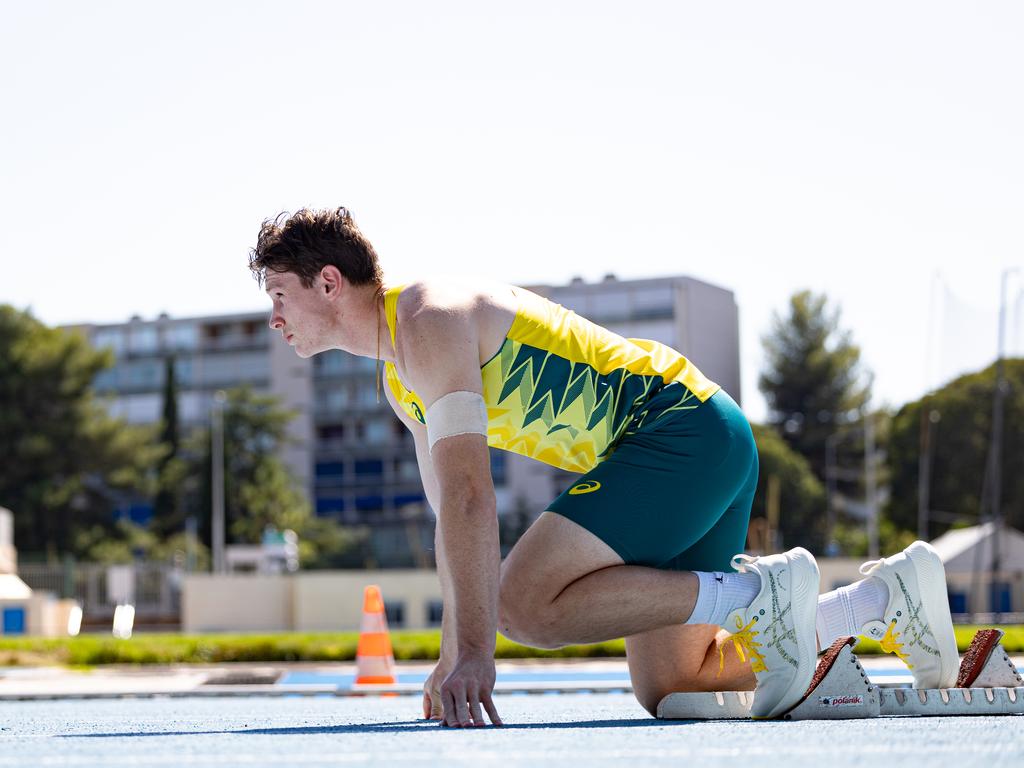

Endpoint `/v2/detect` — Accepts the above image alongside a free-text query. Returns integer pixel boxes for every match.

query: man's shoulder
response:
[395,277,513,325]
[393,280,489,398]
[393,280,480,358]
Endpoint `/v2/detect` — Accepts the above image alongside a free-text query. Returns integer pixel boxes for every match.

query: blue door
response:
[990,583,1012,613]
[947,591,967,614]
[2,606,26,635]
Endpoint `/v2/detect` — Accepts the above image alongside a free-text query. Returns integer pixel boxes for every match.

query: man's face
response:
[265,270,335,358]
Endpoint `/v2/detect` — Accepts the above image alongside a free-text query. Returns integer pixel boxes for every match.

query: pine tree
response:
[152,355,182,534]
[759,290,872,481]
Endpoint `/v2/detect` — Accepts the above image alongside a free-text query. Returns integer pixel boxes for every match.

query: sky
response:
[2,1,1022,422]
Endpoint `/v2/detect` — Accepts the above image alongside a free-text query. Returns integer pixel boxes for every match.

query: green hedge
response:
[0,625,1019,667]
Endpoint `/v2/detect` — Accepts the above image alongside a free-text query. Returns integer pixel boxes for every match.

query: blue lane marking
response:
[277,666,1023,687]
[279,671,634,686]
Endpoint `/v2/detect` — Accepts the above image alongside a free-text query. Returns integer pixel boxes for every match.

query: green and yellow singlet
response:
[383,285,720,474]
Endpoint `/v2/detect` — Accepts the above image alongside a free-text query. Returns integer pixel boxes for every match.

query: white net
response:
[926,272,1024,393]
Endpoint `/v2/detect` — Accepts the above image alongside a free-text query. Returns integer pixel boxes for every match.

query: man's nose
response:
[269,312,284,330]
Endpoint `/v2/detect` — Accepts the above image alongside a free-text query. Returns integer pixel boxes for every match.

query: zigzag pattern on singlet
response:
[384,285,719,473]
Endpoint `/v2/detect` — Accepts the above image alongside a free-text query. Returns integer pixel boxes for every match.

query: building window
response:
[92,328,126,355]
[109,394,161,424]
[315,350,349,376]
[426,599,443,627]
[168,323,199,351]
[315,496,345,515]
[318,424,345,440]
[355,459,383,477]
[317,388,351,414]
[631,286,674,319]
[122,360,160,389]
[364,418,389,444]
[174,357,194,385]
[384,601,405,628]
[93,367,118,391]
[315,462,345,487]
[489,449,507,486]
[394,458,420,482]
[394,493,425,510]
[355,387,380,408]
[355,495,384,512]
[127,326,158,355]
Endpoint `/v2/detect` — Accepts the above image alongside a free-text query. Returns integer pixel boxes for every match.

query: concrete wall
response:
[182,574,294,632]
[182,570,443,633]
[0,508,14,575]
[181,560,1022,634]
[292,571,442,631]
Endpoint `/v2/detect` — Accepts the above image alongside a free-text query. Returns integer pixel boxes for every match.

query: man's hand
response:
[422,660,451,721]
[439,653,502,727]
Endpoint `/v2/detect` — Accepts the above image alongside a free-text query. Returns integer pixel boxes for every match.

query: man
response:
[250,207,960,727]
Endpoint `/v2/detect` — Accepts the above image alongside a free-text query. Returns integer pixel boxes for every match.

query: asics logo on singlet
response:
[568,481,601,495]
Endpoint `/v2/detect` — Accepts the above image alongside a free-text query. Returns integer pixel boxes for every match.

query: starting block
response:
[657,628,1023,721]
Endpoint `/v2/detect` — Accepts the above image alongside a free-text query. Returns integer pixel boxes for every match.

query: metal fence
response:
[17,562,181,623]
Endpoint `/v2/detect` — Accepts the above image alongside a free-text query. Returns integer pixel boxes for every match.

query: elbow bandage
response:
[425,391,488,452]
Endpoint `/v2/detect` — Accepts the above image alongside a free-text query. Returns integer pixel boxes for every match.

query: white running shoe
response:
[857,540,959,689]
[722,547,820,719]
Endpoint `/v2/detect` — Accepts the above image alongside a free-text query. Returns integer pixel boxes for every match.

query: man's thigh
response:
[626,624,755,716]
[499,510,624,602]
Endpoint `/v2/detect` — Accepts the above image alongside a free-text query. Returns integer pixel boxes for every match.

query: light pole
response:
[987,267,1017,616]
[864,410,879,560]
[825,433,839,556]
[917,407,940,542]
[211,390,227,574]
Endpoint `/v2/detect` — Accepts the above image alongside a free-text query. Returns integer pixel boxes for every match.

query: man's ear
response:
[320,265,345,297]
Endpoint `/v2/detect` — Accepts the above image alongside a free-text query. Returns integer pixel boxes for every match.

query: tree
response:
[183,386,360,568]
[887,359,1024,538]
[74,520,210,569]
[759,290,872,481]
[152,355,187,536]
[749,424,827,552]
[0,306,160,558]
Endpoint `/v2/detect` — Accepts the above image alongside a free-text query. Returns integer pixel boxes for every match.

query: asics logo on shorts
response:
[568,481,601,495]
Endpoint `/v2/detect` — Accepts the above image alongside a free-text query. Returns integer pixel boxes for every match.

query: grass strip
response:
[0,625,1020,667]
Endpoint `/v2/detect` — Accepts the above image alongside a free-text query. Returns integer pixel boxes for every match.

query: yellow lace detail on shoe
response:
[879,620,913,669]
[718,616,767,676]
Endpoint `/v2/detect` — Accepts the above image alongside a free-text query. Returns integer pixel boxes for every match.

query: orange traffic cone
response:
[354,584,397,684]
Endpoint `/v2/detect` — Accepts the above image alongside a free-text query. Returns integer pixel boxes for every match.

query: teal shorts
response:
[547,387,758,572]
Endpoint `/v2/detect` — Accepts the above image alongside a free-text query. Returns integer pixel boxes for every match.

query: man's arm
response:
[396,302,502,726]
[382,369,458,665]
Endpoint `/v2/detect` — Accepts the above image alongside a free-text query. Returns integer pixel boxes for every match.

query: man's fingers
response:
[454,690,471,727]
[469,697,485,727]
[423,690,443,721]
[442,687,459,727]
[482,692,503,726]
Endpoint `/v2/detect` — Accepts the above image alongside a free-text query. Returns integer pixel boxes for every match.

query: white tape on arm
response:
[425,391,488,453]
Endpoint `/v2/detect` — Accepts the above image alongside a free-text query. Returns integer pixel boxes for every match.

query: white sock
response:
[686,570,762,628]
[815,577,889,651]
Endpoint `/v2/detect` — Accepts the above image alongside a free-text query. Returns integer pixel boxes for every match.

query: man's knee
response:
[626,625,732,717]
[498,574,563,649]
[632,674,709,717]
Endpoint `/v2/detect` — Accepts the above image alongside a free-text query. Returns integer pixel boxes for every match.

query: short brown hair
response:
[249,207,383,289]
